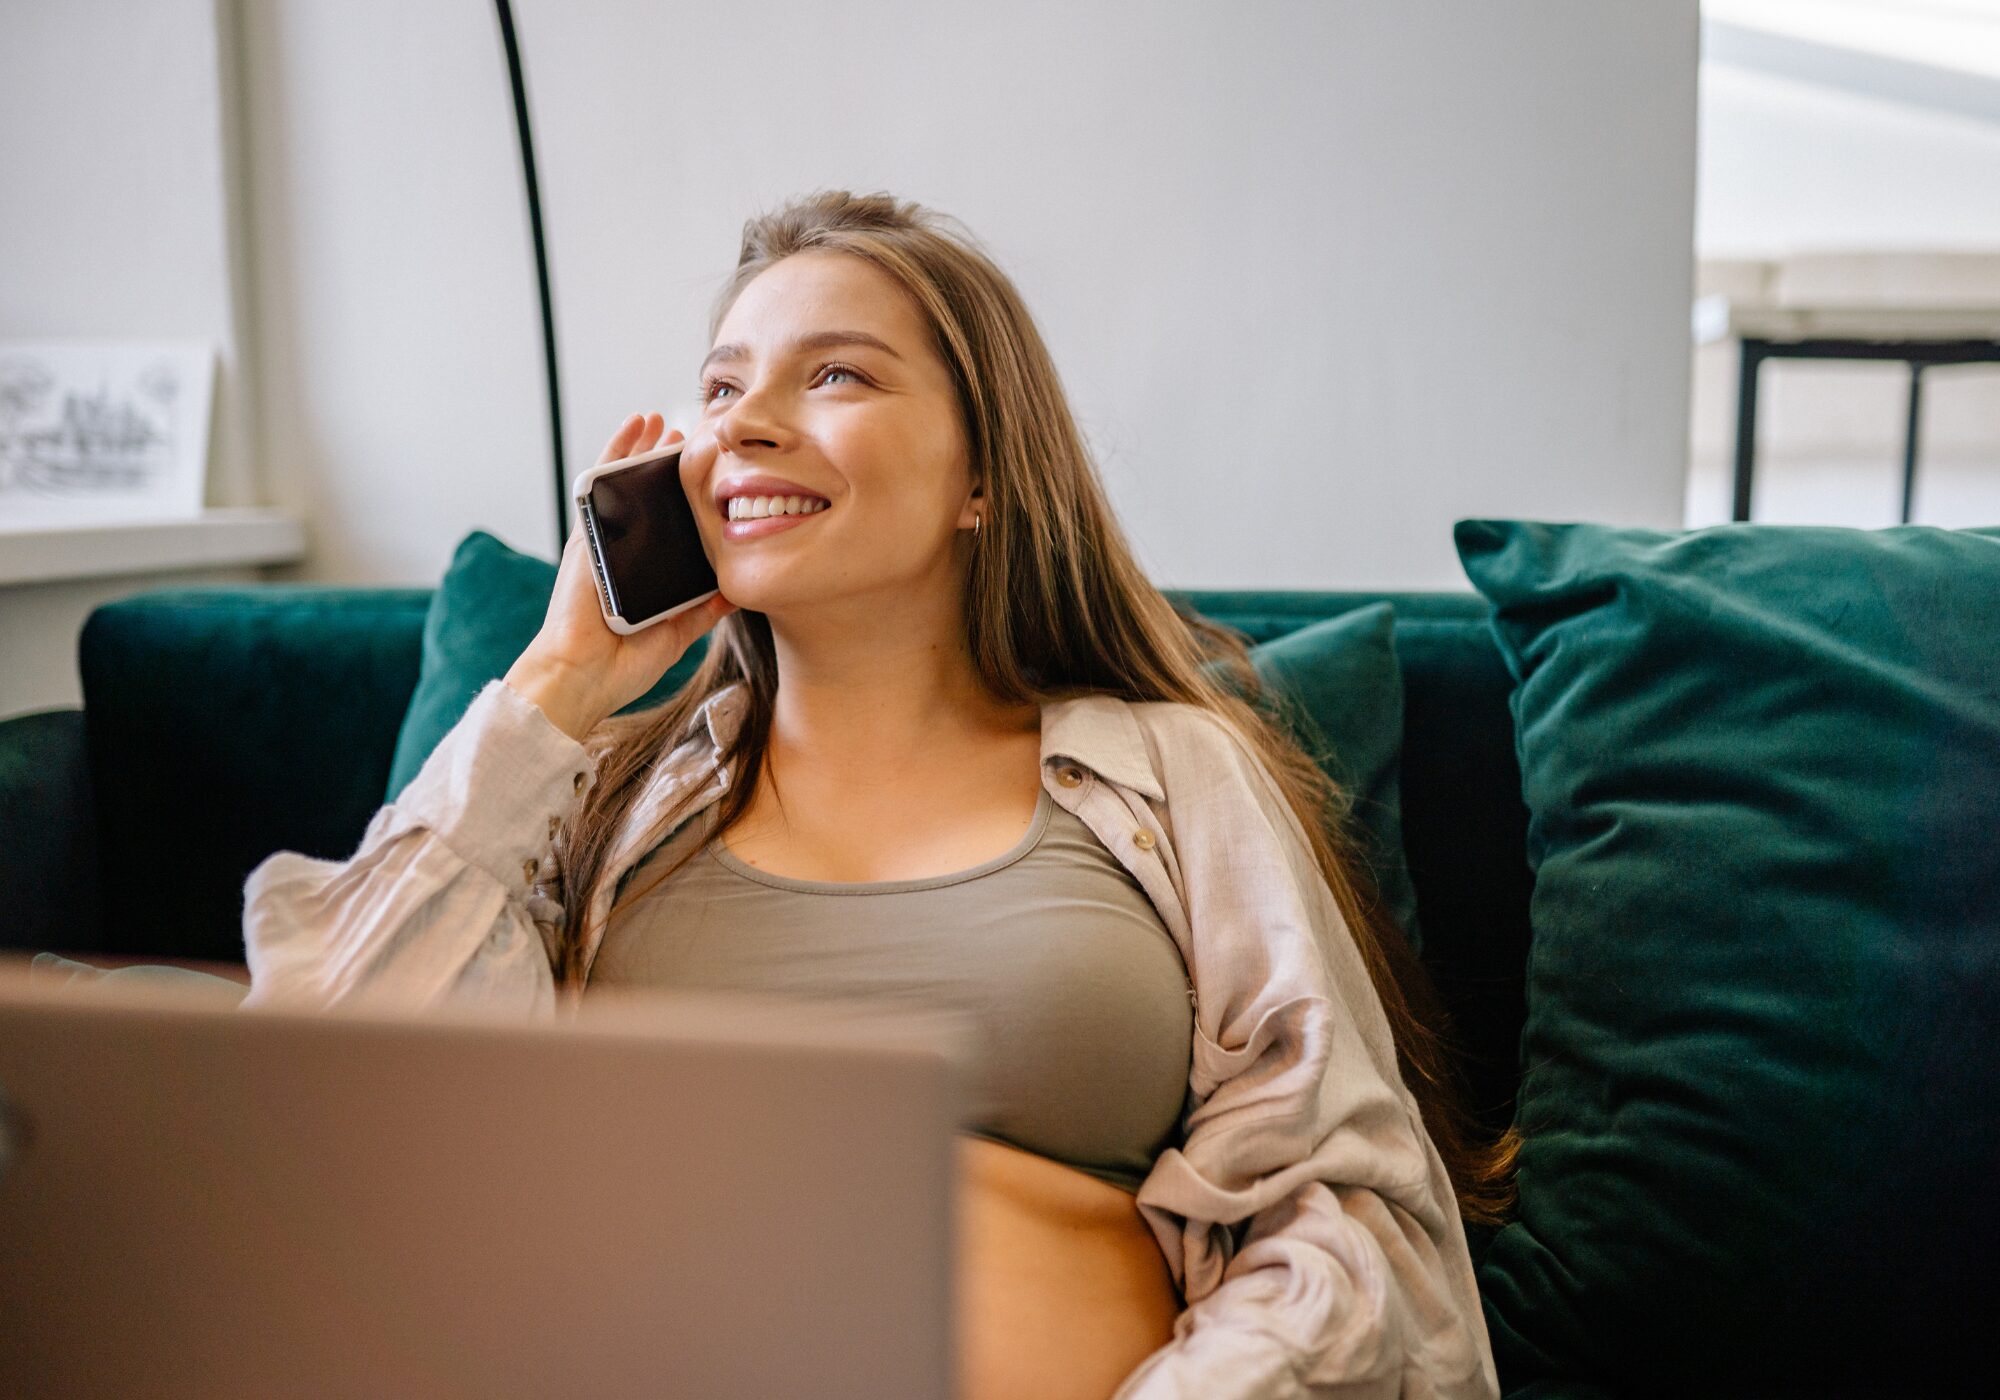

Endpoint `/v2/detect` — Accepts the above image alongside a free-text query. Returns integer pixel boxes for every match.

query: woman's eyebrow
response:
[699,330,904,376]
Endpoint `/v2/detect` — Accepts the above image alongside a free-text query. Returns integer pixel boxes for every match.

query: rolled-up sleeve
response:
[240,677,596,1014]
[1115,711,1497,1399]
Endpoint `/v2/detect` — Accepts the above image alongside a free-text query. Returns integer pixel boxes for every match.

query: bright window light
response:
[1705,0,2000,78]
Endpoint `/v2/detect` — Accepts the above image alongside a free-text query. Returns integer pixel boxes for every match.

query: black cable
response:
[492,0,569,553]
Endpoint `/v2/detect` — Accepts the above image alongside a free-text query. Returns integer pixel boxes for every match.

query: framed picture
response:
[0,341,215,530]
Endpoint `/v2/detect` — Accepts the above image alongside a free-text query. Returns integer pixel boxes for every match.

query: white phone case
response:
[572,441,719,636]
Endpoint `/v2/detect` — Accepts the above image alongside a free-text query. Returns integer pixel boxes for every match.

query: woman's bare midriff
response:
[955,1134,1181,1400]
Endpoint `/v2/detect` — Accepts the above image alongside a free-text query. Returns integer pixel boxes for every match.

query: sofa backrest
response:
[1172,591,1532,1135]
[79,585,1531,1132]
[79,586,433,966]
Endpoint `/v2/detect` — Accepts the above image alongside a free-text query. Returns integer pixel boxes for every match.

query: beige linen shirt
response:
[243,676,1499,1400]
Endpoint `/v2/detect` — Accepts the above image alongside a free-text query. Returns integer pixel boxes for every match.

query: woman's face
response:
[679,250,976,618]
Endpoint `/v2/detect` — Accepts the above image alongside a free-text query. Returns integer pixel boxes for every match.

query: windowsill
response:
[0,508,307,587]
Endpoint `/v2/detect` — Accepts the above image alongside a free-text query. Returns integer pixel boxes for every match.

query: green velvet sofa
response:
[13,555,1987,1399]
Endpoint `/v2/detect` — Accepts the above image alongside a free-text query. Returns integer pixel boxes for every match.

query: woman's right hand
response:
[503,412,736,743]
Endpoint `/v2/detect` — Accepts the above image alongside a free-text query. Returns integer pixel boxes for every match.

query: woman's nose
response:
[714,386,787,452]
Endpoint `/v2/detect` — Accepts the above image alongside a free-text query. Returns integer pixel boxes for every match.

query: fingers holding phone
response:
[504,414,734,742]
[601,410,664,468]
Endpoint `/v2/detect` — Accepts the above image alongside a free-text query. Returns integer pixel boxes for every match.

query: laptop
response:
[0,959,971,1399]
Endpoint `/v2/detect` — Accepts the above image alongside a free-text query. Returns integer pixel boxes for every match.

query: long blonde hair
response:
[553,190,1519,1227]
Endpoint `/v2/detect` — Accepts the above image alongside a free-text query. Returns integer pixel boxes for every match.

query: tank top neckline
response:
[704,786,1056,895]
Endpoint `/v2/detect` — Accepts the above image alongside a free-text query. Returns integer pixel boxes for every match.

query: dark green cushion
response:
[1217,603,1421,951]
[80,586,432,962]
[1457,519,2000,1396]
[386,530,709,801]
[0,709,102,954]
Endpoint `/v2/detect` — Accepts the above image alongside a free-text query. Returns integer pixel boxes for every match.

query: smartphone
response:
[571,440,719,635]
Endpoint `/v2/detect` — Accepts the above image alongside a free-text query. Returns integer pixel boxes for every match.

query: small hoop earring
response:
[972,513,982,540]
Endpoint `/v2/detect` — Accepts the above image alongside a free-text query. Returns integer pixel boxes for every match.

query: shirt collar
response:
[690,682,749,752]
[683,679,1165,802]
[1037,691,1164,801]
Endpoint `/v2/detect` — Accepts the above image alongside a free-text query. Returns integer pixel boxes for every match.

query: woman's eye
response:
[699,363,864,404]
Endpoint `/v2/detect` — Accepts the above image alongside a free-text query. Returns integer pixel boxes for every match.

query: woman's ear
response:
[960,482,986,530]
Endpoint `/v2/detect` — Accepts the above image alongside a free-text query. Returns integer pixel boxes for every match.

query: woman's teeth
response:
[726,495,830,520]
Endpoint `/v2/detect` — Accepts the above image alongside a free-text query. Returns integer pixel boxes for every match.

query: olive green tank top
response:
[589,787,1194,1193]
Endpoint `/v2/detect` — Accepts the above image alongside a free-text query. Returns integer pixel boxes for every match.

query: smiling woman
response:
[559,192,1514,1399]
[242,190,1514,1400]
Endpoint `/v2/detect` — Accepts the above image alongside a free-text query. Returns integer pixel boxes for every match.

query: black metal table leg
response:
[1900,362,1925,525]
[1715,336,1997,527]
[1731,339,1767,523]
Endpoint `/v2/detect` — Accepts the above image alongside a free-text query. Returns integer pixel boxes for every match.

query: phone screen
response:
[583,447,718,626]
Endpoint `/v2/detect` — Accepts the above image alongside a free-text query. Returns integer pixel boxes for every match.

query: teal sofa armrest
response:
[79,585,433,963]
[0,708,104,954]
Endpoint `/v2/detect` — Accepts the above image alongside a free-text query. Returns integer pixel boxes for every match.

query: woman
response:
[246,190,1515,1399]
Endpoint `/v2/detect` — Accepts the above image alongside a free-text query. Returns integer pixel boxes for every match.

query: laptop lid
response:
[0,961,969,1399]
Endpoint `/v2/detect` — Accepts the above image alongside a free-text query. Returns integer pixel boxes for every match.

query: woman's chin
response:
[711,579,803,617]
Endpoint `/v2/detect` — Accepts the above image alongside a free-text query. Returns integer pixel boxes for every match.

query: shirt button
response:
[1133,829,1156,850]
[1056,766,1083,788]
[522,857,538,884]
[573,772,586,793]
[548,815,560,838]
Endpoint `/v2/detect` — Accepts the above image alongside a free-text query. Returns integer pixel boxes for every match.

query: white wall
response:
[240,0,1698,591]
[235,0,552,584]
[0,0,266,719]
